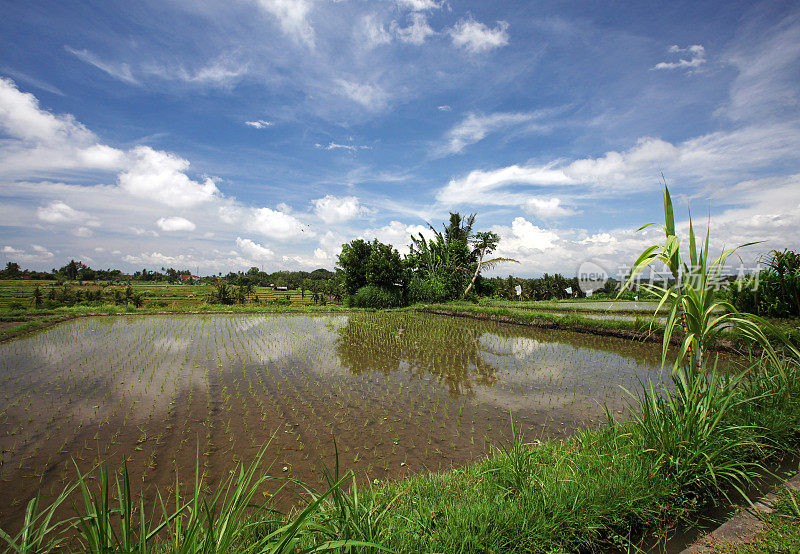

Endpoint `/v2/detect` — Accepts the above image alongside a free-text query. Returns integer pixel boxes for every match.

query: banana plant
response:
[620,183,789,373]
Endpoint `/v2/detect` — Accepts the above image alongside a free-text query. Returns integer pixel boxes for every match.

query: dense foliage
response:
[728,249,800,317]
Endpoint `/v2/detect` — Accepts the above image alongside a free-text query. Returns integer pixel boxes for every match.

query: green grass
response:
[715,489,800,553]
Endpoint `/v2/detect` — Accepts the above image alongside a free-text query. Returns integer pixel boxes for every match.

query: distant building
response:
[274,286,288,291]
[180,274,202,283]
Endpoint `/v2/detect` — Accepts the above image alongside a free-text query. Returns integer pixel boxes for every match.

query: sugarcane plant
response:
[620,182,785,373]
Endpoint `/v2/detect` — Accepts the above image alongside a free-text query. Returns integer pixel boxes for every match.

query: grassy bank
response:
[413,302,800,354]
[3,352,799,553]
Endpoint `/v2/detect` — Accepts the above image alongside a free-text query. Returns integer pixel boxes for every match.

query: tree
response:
[32,285,42,307]
[338,239,376,296]
[366,241,403,289]
[4,262,20,278]
[462,231,517,298]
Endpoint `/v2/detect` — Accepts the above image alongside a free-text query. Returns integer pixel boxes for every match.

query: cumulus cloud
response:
[1,244,54,263]
[36,200,90,224]
[360,220,434,255]
[312,195,368,223]
[156,216,196,232]
[449,18,509,53]
[245,119,273,128]
[0,77,125,174]
[73,226,93,237]
[523,197,575,219]
[652,44,706,71]
[439,111,546,154]
[492,218,559,255]
[256,0,315,46]
[247,206,310,240]
[236,237,275,260]
[118,146,219,208]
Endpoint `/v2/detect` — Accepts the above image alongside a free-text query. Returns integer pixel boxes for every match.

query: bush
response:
[349,285,404,309]
[729,249,800,317]
[407,277,449,304]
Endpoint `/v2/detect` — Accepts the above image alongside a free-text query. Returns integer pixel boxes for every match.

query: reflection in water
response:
[336,313,497,396]
[0,312,699,531]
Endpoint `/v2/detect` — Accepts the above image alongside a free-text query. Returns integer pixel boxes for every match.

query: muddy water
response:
[0,312,732,530]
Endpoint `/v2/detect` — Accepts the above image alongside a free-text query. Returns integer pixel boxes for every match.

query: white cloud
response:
[336,80,388,111]
[437,164,573,206]
[162,55,248,87]
[437,105,451,111]
[256,0,315,46]
[156,216,196,232]
[396,0,442,10]
[360,220,434,255]
[0,77,125,175]
[130,226,159,237]
[439,111,546,154]
[449,18,509,53]
[247,206,310,240]
[652,44,706,71]
[394,13,435,45]
[73,226,93,237]
[312,195,368,223]
[724,16,800,122]
[236,237,275,260]
[359,14,392,49]
[65,46,139,84]
[118,146,219,208]
[314,141,370,152]
[523,197,575,219]
[1,244,54,263]
[36,200,89,224]
[245,119,273,128]
[492,217,559,256]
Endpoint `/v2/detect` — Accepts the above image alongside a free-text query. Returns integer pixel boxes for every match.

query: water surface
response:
[0,312,706,528]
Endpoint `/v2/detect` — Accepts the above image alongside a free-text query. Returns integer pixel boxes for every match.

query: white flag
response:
[514,284,522,296]
[565,287,572,295]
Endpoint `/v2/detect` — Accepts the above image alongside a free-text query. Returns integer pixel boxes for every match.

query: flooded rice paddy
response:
[0,312,723,528]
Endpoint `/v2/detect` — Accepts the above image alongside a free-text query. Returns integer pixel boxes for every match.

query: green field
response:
[0,279,321,311]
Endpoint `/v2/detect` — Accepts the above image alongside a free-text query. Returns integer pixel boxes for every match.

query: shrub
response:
[407,277,449,304]
[349,285,404,309]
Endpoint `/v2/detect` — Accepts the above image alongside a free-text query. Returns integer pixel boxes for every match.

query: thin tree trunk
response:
[462,249,485,298]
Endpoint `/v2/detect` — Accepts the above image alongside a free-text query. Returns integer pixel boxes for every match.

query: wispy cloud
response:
[449,18,509,53]
[652,44,706,71]
[255,0,315,47]
[65,46,139,84]
[438,111,549,155]
[393,13,435,45]
[314,141,371,152]
[245,119,273,129]
[336,79,388,111]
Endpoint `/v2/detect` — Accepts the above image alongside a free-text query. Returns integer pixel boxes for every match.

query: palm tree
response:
[463,231,517,297]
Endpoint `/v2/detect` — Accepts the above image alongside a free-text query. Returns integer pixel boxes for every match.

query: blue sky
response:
[1,0,798,276]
